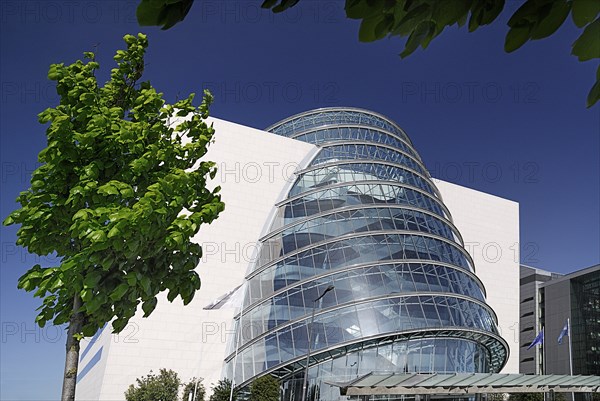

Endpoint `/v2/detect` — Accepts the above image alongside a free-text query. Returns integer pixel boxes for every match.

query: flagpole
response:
[542,326,546,401]
[542,326,546,375]
[567,318,573,375]
[568,318,574,401]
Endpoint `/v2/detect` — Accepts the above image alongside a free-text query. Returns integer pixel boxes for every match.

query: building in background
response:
[519,265,563,374]
[519,264,600,379]
[75,109,520,401]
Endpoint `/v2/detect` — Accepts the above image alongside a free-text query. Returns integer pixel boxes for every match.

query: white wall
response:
[75,117,317,400]
[435,179,520,373]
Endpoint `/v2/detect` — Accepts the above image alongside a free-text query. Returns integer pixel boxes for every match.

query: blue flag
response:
[527,329,544,350]
[558,321,569,344]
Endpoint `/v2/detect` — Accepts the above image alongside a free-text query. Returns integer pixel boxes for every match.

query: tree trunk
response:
[61,295,83,401]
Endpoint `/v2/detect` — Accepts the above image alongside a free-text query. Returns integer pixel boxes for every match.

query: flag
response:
[558,320,569,344]
[527,328,544,350]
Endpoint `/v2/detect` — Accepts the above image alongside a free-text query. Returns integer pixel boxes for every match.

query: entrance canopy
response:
[328,373,600,396]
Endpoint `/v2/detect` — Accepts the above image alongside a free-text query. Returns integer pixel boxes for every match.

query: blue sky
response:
[1,1,599,399]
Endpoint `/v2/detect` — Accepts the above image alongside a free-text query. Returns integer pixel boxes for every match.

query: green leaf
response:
[97,183,119,196]
[47,65,60,81]
[110,283,129,301]
[272,0,300,13]
[107,225,121,238]
[72,209,89,221]
[167,289,178,302]
[88,230,107,243]
[479,0,505,26]
[136,1,162,26]
[359,14,386,42]
[572,0,600,28]
[81,288,92,302]
[430,0,471,28]
[84,271,102,288]
[142,297,157,317]
[572,17,600,61]
[112,318,128,333]
[126,274,137,286]
[400,20,436,58]
[119,186,134,198]
[86,295,104,314]
[346,0,385,20]
[140,276,151,295]
[35,314,47,327]
[530,0,570,40]
[508,0,539,27]
[261,0,278,9]
[393,3,431,37]
[136,0,194,30]
[587,66,600,107]
[505,25,531,52]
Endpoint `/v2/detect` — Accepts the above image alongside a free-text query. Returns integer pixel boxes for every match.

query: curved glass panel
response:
[278,338,490,400]
[261,207,461,264]
[239,265,488,343]
[268,108,412,145]
[292,126,419,160]
[272,183,449,229]
[244,262,485,312]
[291,162,438,198]
[228,296,497,384]
[251,232,473,287]
[312,144,426,175]
[226,108,508,398]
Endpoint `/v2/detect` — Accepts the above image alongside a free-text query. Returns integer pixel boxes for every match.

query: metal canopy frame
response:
[328,373,600,396]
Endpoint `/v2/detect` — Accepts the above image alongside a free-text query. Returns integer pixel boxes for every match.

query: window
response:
[521,326,534,333]
[521,311,534,318]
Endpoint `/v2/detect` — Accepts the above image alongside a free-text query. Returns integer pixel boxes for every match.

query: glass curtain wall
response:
[224,108,509,400]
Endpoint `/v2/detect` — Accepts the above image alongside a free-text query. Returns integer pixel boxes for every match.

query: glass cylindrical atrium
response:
[224,108,508,400]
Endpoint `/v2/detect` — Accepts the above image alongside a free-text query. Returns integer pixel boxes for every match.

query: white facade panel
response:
[435,179,520,373]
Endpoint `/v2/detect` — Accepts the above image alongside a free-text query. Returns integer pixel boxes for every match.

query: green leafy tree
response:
[249,375,279,401]
[125,369,181,401]
[3,33,224,401]
[183,377,206,401]
[209,379,238,401]
[137,0,600,107]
